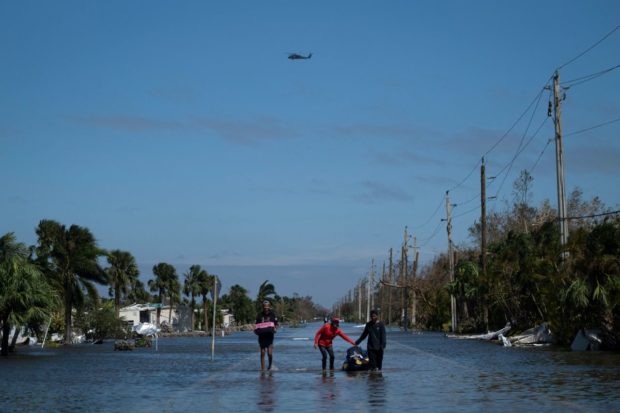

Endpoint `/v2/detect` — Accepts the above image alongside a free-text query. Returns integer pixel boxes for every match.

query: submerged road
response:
[2,322,620,412]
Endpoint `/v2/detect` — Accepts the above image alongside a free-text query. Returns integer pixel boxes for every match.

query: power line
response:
[561,63,620,88]
[446,86,548,195]
[453,204,480,219]
[563,209,620,221]
[490,88,546,197]
[483,87,548,158]
[418,220,443,247]
[411,195,445,230]
[455,191,481,208]
[565,116,620,137]
[557,25,620,70]
[448,159,481,193]
[490,116,550,198]
[529,138,553,173]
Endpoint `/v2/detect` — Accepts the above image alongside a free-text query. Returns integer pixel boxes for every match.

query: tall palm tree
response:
[256,280,277,311]
[35,220,107,343]
[1,233,57,356]
[196,270,214,331]
[183,265,206,330]
[148,262,177,327]
[168,277,181,325]
[106,250,139,318]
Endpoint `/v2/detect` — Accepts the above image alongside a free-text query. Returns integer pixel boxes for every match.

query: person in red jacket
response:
[314,317,356,370]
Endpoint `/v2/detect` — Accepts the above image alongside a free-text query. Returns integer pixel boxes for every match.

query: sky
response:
[1,1,619,307]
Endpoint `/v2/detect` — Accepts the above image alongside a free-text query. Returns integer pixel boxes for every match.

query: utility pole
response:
[387,248,393,326]
[553,70,569,251]
[366,260,374,322]
[370,259,375,310]
[379,260,385,321]
[411,236,419,328]
[445,191,457,332]
[481,157,489,330]
[357,279,362,322]
[401,226,409,331]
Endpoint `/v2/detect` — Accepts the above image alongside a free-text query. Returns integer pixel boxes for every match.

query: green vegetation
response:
[336,174,620,348]
[2,176,618,356]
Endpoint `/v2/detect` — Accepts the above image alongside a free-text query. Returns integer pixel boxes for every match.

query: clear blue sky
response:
[1,1,619,307]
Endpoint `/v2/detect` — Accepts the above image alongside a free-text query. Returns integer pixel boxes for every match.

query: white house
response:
[119,303,180,328]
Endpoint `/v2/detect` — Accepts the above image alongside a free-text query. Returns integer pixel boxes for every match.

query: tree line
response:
[335,172,620,349]
[0,220,326,356]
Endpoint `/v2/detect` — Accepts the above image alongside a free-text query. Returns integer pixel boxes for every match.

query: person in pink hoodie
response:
[314,317,356,370]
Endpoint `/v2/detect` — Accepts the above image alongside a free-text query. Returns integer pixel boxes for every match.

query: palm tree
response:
[1,233,57,356]
[256,280,276,311]
[168,277,181,325]
[196,270,214,331]
[223,284,254,324]
[148,262,177,327]
[106,250,140,318]
[183,265,206,330]
[35,220,107,343]
[127,278,150,303]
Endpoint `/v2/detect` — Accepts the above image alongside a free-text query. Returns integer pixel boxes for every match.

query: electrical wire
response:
[455,191,481,208]
[483,87,548,158]
[411,195,445,230]
[490,115,550,198]
[565,116,620,136]
[557,25,620,70]
[561,63,620,88]
[448,159,481,193]
[453,205,480,219]
[529,138,553,174]
[563,209,620,221]
[418,220,443,247]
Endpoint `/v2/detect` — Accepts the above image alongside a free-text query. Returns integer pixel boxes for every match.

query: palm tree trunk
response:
[64,278,73,344]
[115,285,121,318]
[1,316,10,356]
[168,296,173,325]
[10,326,20,350]
[190,297,196,330]
[203,297,209,333]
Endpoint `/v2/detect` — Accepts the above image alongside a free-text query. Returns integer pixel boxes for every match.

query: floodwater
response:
[2,323,620,412]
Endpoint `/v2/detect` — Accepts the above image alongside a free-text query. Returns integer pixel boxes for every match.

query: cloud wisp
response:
[354,180,414,204]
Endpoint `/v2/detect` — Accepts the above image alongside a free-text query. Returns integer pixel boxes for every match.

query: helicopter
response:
[287,52,312,60]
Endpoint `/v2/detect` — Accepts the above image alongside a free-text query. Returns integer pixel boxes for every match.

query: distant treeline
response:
[0,222,327,356]
[336,172,620,348]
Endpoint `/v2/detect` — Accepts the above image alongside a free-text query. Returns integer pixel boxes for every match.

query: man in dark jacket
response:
[355,309,386,371]
[255,300,278,370]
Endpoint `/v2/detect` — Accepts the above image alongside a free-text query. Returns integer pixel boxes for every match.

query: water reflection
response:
[258,371,276,412]
[367,371,386,407]
[319,370,338,405]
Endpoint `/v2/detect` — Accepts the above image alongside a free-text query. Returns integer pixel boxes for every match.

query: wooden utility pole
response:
[357,279,362,322]
[366,259,374,322]
[445,191,457,332]
[401,226,409,331]
[411,236,419,327]
[553,70,569,251]
[379,260,385,320]
[388,248,393,326]
[481,157,489,330]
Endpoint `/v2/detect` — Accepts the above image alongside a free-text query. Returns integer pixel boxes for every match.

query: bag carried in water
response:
[342,346,370,371]
[254,321,276,336]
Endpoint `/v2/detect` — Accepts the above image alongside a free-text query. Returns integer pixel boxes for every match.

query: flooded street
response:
[2,322,620,412]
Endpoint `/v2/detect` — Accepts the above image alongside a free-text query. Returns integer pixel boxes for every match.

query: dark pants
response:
[368,348,384,370]
[319,345,335,370]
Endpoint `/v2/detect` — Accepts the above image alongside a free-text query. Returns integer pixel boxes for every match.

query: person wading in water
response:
[255,300,278,370]
[355,309,386,371]
[314,317,356,371]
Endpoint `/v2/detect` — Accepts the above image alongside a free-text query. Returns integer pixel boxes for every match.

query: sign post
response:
[211,276,221,361]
